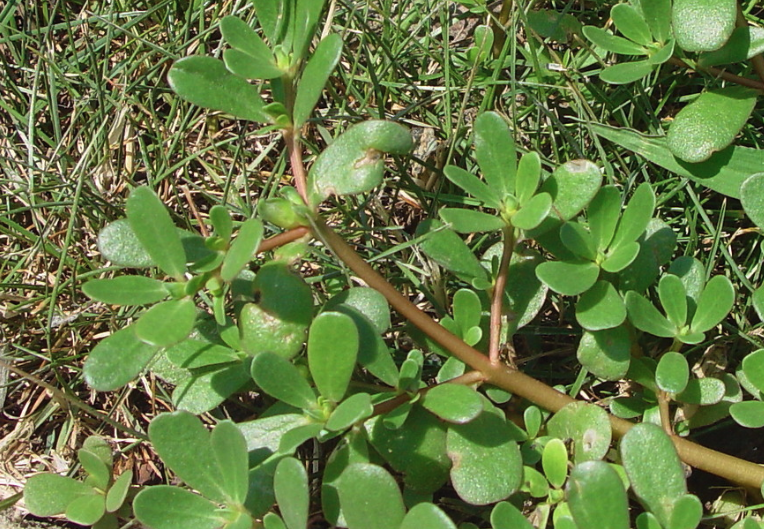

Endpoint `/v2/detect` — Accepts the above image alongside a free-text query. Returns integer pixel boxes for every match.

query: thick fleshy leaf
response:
[24,474,94,517]
[322,431,371,526]
[547,402,612,463]
[252,0,285,43]
[367,406,450,493]
[165,339,239,369]
[326,392,374,431]
[133,486,222,529]
[452,288,482,337]
[126,186,186,280]
[690,275,734,333]
[540,159,602,223]
[620,423,687,527]
[672,0,736,52]
[84,326,158,391]
[82,276,167,306]
[669,494,703,529]
[535,260,600,296]
[600,60,655,84]
[417,220,491,290]
[331,306,397,386]
[730,401,764,428]
[324,287,391,334]
[308,311,359,402]
[577,326,631,380]
[567,461,630,529]
[741,349,764,394]
[675,377,726,405]
[443,165,501,209]
[239,302,308,360]
[625,291,677,338]
[338,464,406,529]
[97,219,154,268]
[251,352,317,410]
[172,362,252,415]
[611,183,655,249]
[490,501,535,529]
[656,352,690,394]
[211,421,249,504]
[446,408,523,505]
[512,192,552,230]
[575,280,626,331]
[474,111,516,196]
[699,26,764,67]
[667,87,758,163]
[667,257,704,316]
[239,413,312,456]
[400,503,457,529]
[220,218,263,282]
[601,241,640,273]
[274,458,309,529]
[611,4,652,46]
[169,56,269,122]
[293,33,342,128]
[542,438,568,488]
[78,447,111,490]
[648,40,676,65]
[583,26,647,55]
[754,285,764,322]
[515,152,542,205]
[65,493,105,526]
[134,298,196,347]
[640,0,672,43]
[309,120,413,204]
[588,185,621,251]
[741,172,764,231]
[420,383,483,424]
[659,274,688,328]
[220,16,283,79]
[440,208,505,234]
[106,470,132,513]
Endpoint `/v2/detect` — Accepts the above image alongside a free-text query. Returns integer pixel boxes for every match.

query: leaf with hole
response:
[672,0,736,52]
[84,326,158,391]
[308,311,359,402]
[547,402,612,463]
[168,56,269,123]
[667,87,758,163]
[251,352,317,410]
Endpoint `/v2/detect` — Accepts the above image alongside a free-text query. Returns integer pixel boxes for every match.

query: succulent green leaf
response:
[490,501,535,529]
[754,285,764,322]
[636,512,663,529]
[669,494,703,529]
[78,448,111,491]
[211,421,249,504]
[440,208,505,233]
[65,493,105,526]
[675,377,725,405]
[168,56,269,122]
[443,165,502,209]
[602,241,640,273]
[659,274,688,328]
[583,26,648,55]
[578,326,632,381]
[400,503,457,529]
[535,260,599,296]
[690,275,734,333]
[741,172,764,231]
[293,34,342,128]
[97,219,154,268]
[741,349,764,394]
[251,352,317,410]
[525,10,582,41]
[699,26,764,67]
[656,352,690,394]
[611,4,652,46]
[542,438,569,489]
[560,222,597,261]
[512,192,552,231]
[416,220,492,290]
[547,402,612,463]
[220,218,263,282]
[264,513,287,529]
[588,185,621,251]
[134,298,196,347]
[24,474,94,517]
[221,17,283,80]
[667,87,758,163]
[640,0,673,43]
[452,288,482,335]
[133,486,222,529]
[446,409,523,505]
[421,384,483,424]
[324,287,391,334]
[625,291,677,338]
[672,0,736,52]
[274,458,309,529]
[173,362,252,414]
[468,24,494,63]
[279,423,324,454]
[82,276,167,306]
[647,40,676,65]
[730,401,764,428]
[338,464,406,529]
[309,120,413,204]
[126,186,186,280]
[326,392,374,431]
[308,311,359,402]
[515,152,542,205]
[600,59,655,84]
[165,339,239,369]
[575,280,627,331]
[252,0,285,43]
[474,112,516,196]
[208,205,232,242]
[368,405,450,492]
[540,159,602,223]
[105,470,132,513]
[322,430,371,526]
[621,423,687,527]
[611,183,655,249]
[84,326,158,391]
[567,461,630,529]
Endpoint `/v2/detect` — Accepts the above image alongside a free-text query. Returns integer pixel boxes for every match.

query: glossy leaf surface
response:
[567,461,629,529]
[274,458,309,529]
[474,111,516,196]
[420,383,483,424]
[577,326,632,380]
[400,503,457,529]
[656,352,690,394]
[251,352,317,410]
[575,280,626,331]
[547,402,611,463]
[536,260,599,296]
[308,311,359,402]
[338,464,405,529]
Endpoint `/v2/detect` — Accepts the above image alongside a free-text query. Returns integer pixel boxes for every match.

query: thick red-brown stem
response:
[668,57,764,91]
[257,226,310,254]
[489,226,516,364]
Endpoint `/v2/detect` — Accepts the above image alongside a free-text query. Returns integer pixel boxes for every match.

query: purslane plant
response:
[19,2,764,529]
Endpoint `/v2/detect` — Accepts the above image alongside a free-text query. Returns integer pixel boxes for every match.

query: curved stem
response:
[311,216,764,490]
[668,57,764,91]
[489,226,516,364]
[257,226,310,254]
